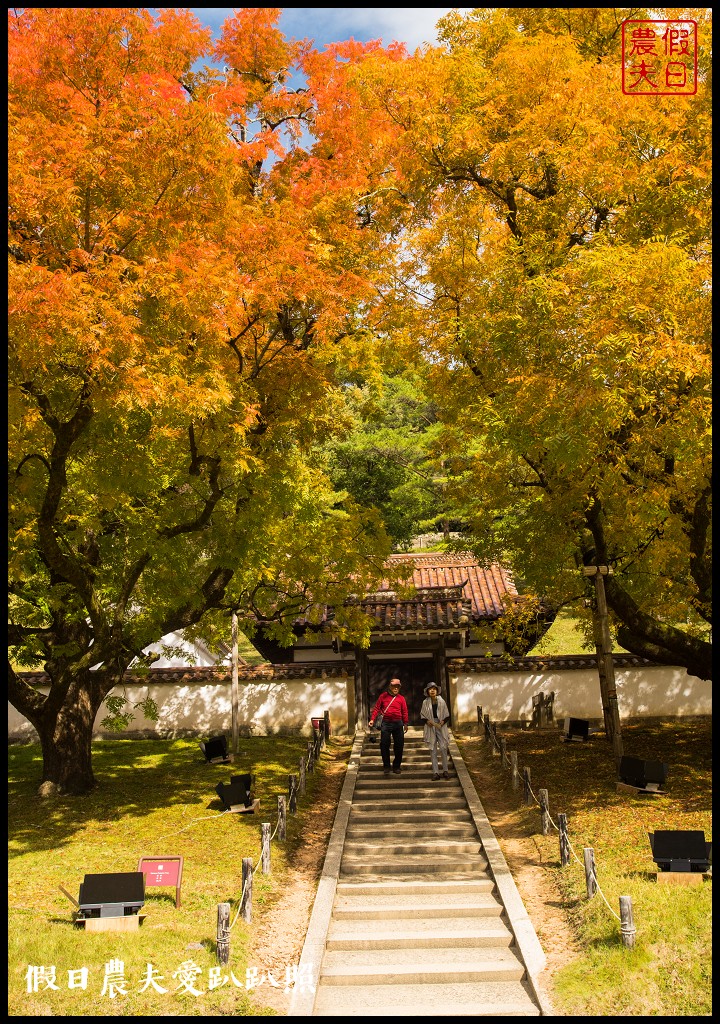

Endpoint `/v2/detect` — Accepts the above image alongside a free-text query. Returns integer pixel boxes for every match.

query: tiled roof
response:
[16,653,656,690]
[17,663,354,687]
[372,553,517,627]
[293,555,518,633]
[357,585,474,630]
[447,654,656,673]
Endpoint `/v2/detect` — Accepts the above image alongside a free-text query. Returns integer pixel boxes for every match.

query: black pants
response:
[380,721,405,770]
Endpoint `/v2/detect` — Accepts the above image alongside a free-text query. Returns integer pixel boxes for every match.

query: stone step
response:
[360,752,435,757]
[360,745,431,750]
[347,806,468,820]
[359,752,451,760]
[336,878,494,897]
[358,770,458,774]
[354,782,462,790]
[349,795,468,808]
[358,757,454,764]
[332,892,502,919]
[346,824,476,836]
[357,774,457,782]
[360,744,453,750]
[340,857,489,878]
[343,839,485,857]
[360,745,448,753]
[360,744,450,751]
[348,811,475,827]
[346,824,478,840]
[352,789,463,803]
[356,774,458,783]
[355,775,457,783]
[354,790,462,798]
[351,798,469,811]
[320,946,525,985]
[312,980,541,1016]
[327,916,513,950]
[346,815,476,828]
[337,870,495,886]
[360,746,449,752]
[361,737,431,743]
[356,778,458,787]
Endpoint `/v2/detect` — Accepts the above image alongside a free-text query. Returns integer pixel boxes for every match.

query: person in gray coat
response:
[421,682,450,780]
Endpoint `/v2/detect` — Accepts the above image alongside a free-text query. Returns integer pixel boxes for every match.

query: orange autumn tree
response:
[8,8,396,794]
[343,8,711,679]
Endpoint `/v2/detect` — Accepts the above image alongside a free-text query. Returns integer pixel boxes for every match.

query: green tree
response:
[324,371,456,548]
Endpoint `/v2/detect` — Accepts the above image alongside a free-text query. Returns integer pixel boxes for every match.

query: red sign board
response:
[137,856,183,908]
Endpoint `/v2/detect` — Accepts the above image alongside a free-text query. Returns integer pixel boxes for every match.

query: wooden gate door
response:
[367,660,437,727]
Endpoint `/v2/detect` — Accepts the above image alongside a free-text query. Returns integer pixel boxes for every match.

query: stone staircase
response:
[303,730,545,1016]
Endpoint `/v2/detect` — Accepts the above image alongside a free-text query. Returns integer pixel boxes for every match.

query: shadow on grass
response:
[8,735,331,857]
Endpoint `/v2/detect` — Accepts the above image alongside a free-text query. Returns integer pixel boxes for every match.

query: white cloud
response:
[188,8,473,52]
[281,8,470,51]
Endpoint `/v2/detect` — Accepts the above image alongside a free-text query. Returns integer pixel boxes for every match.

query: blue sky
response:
[187,8,472,52]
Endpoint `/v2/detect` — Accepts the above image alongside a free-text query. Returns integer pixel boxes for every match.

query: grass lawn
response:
[8,735,351,1017]
[456,715,712,1016]
[527,609,630,657]
[9,717,711,1016]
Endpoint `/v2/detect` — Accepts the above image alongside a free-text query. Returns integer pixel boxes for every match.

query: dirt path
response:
[248,735,578,1015]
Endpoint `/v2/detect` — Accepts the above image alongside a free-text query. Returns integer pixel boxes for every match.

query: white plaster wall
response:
[452,664,712,724]
[9,664,710,742]
[8,676,353,741]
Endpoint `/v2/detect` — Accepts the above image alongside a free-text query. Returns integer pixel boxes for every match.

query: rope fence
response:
[218,713,331,961]
[476,703,636,947]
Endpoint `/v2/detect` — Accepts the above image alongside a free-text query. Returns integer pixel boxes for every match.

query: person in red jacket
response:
[369,677,409,775]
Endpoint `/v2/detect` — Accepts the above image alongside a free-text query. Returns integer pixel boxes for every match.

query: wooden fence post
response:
[491,723,500,755]
[306,740,315,774]
[531,693,541,729]
[583,847,597,898]
[619,895,636,948]
[477,706,483,730]
[510,751,520,791]
[523,767,532,805]
[540,694,550,728]
[241,858,253,923]
[261,823,271,875]
[558,813,570,867]
[288,774,298,813]
[500,737,508,768]
[216,902,230,964]
[298,755,306,797]
[276,795,286,841]
[539,788,551,835]
[483,714,491,743]
[323,709,331,740]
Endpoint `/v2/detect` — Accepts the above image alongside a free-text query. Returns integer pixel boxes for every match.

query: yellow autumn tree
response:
[343,7,711,678]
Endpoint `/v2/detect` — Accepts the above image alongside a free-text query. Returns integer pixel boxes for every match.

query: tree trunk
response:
[593,571,623,758]
[34,673,110,794]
